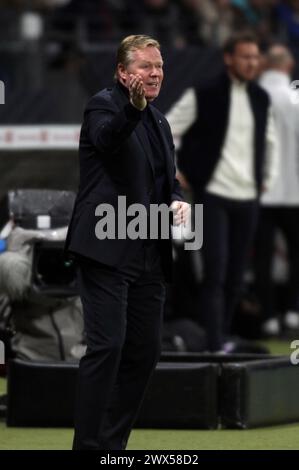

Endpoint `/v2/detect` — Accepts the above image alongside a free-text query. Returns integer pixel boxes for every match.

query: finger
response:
[181,208,190,218]
[131,79,144,97]
[129,78,138,91]
[129,75,140,88]
[136,81,144,95]
[170,202,180,211]
[179,209,189,221]
[173,215,181,224]
[131,74,142,84]
[175,208,184,216]
[181,204,191,214]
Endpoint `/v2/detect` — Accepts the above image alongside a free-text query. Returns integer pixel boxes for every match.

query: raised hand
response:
[129,74,147,111]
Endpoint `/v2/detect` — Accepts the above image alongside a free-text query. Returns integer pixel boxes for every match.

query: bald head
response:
[265,45,295,74]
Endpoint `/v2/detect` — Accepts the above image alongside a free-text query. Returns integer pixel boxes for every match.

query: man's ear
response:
[117,63,128,85]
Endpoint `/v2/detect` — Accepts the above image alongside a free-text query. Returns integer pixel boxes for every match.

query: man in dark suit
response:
[65,34,189,450]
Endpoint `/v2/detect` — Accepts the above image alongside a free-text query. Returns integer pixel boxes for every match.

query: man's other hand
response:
[170,200,191,226]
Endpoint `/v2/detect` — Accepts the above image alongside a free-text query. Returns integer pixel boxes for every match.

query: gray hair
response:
[115,34,161,80]
[266,45,294,67]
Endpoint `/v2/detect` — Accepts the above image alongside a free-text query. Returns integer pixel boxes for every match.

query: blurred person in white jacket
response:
[256,44,299,335]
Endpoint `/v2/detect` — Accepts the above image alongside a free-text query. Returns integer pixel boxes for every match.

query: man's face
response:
[224,42,261,82]
[119,46,164,101]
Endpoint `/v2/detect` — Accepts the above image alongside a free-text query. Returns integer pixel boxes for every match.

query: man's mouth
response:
[147,83,159,88]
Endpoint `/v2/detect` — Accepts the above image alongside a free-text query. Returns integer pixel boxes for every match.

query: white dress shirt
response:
[166,80,278,200]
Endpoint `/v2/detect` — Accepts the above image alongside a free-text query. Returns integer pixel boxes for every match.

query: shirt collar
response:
[231,77,248,90]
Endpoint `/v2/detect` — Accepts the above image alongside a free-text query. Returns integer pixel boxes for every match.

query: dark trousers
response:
[72,243,165,450]
[254,206,299,319]
[200,192,259,351]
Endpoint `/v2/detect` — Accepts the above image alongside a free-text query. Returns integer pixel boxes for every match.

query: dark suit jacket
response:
[65,82,183,281]
[177,72,270,200]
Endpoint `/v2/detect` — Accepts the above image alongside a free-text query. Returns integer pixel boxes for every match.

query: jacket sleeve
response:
[163,118,185,203]
[85,95,143,154]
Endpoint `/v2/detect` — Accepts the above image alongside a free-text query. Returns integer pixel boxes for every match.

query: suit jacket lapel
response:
[134,122,155,179]
[149,105,173,186]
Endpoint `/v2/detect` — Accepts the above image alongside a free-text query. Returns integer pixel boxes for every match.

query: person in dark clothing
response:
[65,34,189,450]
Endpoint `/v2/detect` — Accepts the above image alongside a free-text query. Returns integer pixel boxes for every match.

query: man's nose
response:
[150,67,159,75]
